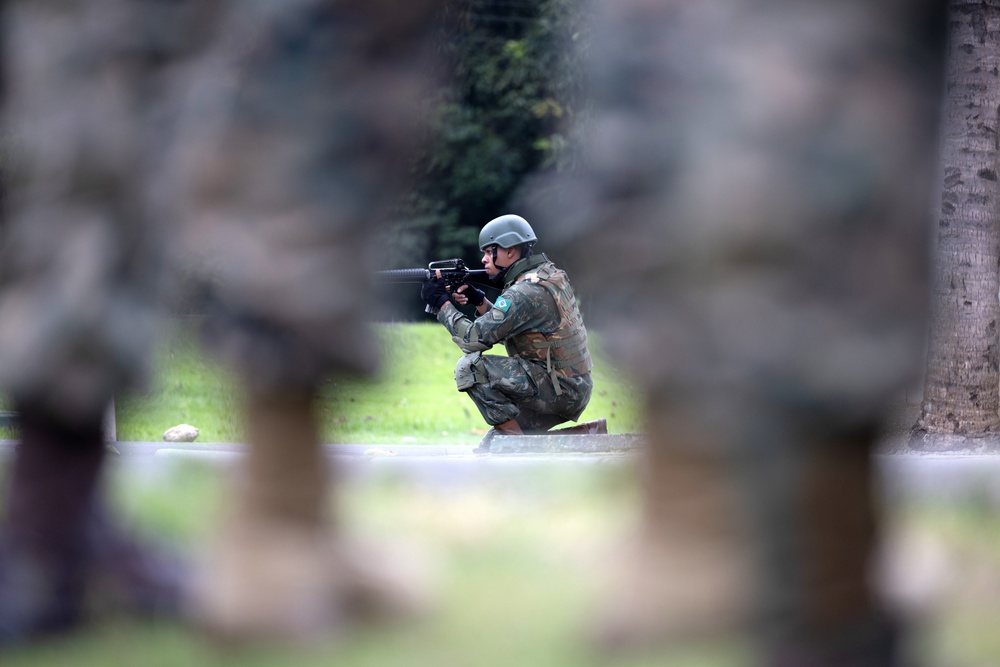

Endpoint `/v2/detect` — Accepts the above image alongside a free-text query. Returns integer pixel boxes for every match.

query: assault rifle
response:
[375,259,493,313]
[374,259,491,287]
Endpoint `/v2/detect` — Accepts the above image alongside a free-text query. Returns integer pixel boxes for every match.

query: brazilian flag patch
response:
[494,297,512,312]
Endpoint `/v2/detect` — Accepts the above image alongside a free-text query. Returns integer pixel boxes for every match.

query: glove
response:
[456,283,486,308]
[420,278,450,311]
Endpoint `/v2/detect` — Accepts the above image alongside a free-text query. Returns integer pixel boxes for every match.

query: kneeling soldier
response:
[421,214,605,453]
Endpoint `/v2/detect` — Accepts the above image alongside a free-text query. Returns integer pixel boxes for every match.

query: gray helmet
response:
[478,214,537,250]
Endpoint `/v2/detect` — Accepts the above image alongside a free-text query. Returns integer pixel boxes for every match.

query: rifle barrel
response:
[374,268,431,283]
[373,267,493,284]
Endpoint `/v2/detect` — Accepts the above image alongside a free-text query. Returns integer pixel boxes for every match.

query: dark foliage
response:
[380,0,589,271]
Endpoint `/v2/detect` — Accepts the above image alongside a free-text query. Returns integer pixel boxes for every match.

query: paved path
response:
[3,436,1000,500]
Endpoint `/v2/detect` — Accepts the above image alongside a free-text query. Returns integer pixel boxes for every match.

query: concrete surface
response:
[6,433,1000,502]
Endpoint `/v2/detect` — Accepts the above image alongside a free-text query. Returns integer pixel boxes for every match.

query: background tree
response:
[913,0,1000,448]
[380,0,589,268]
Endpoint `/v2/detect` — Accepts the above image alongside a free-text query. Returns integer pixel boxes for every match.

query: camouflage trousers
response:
[0,0,439,424]
[458,353,592,431]
[526,0,946,658]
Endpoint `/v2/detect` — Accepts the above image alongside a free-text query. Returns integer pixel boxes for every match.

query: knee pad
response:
[454,352,488,391]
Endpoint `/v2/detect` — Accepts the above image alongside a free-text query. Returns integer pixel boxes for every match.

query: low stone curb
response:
[485,433,644,454]
[877,432,1000,456]
[9,433,999,457]
[0,435,647,458]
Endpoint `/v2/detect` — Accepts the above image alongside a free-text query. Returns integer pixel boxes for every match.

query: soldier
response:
[421,214,605,453]
[526,0,947,664]
[174,0,442,641]
[0,0,203,642]
[0,0,441,644]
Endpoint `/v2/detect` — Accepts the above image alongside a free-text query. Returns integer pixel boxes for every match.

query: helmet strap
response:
[487,244,505,284]
[489,243,534,285]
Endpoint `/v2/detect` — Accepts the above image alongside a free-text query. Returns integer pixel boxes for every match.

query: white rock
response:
[163,424,200,442]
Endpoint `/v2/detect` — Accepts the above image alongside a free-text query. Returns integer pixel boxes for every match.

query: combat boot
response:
[473,418,523,454]
[552,418,608,435]
[192,388,436,643]
[0,405,185,644]
[758,433,904,667]
[593,406,753,649]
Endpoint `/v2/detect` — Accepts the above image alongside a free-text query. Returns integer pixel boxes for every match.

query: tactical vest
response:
[504,260,593,394]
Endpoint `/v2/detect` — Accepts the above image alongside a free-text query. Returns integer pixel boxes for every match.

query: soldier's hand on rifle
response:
[453,283,485,308]
[420,277,450,311]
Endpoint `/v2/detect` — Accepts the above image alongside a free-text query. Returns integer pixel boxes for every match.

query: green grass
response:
[0,458,752,667]
[3,417,1000,664]
[116,324,243,443]
[6,454,1000,667]
[115,321,643,445]
[10,322,1000,665]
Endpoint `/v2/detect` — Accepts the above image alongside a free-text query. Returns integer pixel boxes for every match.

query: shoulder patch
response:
[494,296,512,312]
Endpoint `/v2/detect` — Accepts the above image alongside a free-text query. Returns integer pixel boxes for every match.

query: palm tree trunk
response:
[914,0,1000,447]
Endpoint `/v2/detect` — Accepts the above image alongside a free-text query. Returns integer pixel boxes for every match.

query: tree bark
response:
[914,0,1000,449]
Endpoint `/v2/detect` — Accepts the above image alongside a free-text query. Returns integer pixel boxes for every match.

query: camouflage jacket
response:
[436,254,593,393]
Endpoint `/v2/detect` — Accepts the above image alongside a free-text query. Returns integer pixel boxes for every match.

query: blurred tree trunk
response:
[913,0,1000,447]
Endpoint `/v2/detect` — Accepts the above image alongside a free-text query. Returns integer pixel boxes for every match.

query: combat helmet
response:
[478,214,537,250]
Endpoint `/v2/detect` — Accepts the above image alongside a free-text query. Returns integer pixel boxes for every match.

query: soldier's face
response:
[482,245,520,276]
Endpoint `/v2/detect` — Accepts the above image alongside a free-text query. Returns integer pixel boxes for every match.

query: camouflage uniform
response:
[436,253,593,432]
[170,1,443,641]
[0,0,214,424]
[170,0,440,392]
[0,0,439,418]
[0,0,441,642]
[0,0,221,642]
[527,0,946,663]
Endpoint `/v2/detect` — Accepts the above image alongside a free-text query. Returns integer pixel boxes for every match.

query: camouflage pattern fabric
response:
[501,260,593,387]
[170,0,440,392]
[539,0,943,425]
[0,0,440,423]
[526,0,946,660]
[437,254,592,429]
[0,1,444,643]
[0,0,222,425]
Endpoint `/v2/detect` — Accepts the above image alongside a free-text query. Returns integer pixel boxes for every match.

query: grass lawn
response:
[0,457,755,667]
[3,322,1000,665]
[1,456,1000,666]
[114,320,644,445]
